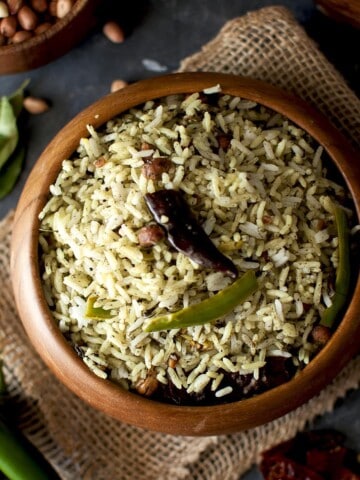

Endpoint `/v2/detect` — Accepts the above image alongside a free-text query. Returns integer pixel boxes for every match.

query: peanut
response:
[135,373,159,397]
[23,96,50,114]
[0,15,17,36]
[18,5,38,30]
[0,2,9,18]
[11,29,32,43]
[48,0,57,17]
[34,21,52,34]
[103,21,125,43]
[110,79,128,92]
[7,0,24,15]
[30,0,47,13]
[56,0,73,19]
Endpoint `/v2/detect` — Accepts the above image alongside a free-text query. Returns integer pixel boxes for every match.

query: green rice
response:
[38,89,350,402]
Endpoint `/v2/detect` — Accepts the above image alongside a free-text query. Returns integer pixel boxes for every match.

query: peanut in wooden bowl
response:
[10,72,360,436]
[0,0,100,74]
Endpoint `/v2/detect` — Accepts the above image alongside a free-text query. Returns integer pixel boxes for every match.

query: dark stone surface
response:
[0,1,359,478]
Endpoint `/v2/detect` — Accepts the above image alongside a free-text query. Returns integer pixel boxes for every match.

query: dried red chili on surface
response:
[260,430,360,480]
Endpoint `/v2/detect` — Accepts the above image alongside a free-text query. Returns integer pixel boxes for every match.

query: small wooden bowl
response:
[10,72,360,436]
[0,0,100,74]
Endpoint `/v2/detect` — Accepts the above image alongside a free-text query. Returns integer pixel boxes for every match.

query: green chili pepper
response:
[143,270,258,332]
[0,361,61,480]
[320,206,350,328]
[85,296,114,320]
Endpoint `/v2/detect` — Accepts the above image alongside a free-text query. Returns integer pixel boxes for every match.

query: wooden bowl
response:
[0,0,100,74]
[10,72,360,436]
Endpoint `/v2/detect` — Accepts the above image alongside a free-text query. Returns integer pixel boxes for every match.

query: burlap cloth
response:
[1,6,359,480]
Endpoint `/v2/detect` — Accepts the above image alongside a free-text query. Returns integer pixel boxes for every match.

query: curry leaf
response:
[0,97,18,170]
[0,146,25,200]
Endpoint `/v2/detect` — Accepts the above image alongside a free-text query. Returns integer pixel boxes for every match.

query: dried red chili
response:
[144,189,238,278]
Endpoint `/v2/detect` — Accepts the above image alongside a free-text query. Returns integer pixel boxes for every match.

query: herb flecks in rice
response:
[39,91,351,404]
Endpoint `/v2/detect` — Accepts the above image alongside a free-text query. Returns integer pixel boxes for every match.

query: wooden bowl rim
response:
[11,72,360,436]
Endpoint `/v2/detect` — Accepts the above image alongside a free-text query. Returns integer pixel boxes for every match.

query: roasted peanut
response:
[168,354,179,369]
[110,79,128,92]
[103,21,125,43]
[11,29,32,43]
[0,15,17,36]
[23,96,50,114]
[18,5,38,30]
[141,157,172,180]
[135,372,159,397]
[48,0,57,17]
[0,2,9,17]
[30,0,47,13]
[56,0,73,18]
[7,0,24,15]
[94,156,106,168]
[311,325,332,345]
[34,21,52,34]
[138,224,165,247]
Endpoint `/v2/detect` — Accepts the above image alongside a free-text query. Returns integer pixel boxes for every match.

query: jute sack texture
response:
[1,6,359,480]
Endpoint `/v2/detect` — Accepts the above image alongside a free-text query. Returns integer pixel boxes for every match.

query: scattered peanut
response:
[23,96,50,114]
[103,21,125,43]
[110,79,128,92]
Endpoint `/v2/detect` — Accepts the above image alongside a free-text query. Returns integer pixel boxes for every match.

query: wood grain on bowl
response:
[0,0,101,74]
[10,72,360,436]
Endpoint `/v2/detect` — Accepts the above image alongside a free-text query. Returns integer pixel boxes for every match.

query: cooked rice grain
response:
[39,91,352,403]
